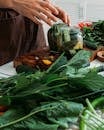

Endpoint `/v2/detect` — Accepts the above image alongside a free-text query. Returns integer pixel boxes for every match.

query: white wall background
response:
[53,0,104,24]
[85,0,104,21]
[43,0,104,45]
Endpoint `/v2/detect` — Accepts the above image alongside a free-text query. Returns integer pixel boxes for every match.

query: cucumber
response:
[84,40,99,50]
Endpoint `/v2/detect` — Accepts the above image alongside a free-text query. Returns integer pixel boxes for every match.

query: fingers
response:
[62,11,68,24]
[25,0,59,25]
[31,16,42,25]
[35,12,53,26]
[54,6,71,26]
[26,9,54,26]
[24,11,42,25]
[39,0,59,15]
[67,15,71,26]
[12,0,71,26]
[27,8,56,26]
[43,3,71,26]
[36,6,58,22]
[39,14,53,26]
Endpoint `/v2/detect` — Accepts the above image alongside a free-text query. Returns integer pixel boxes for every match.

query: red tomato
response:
[78,22,85,28]
[78,21,92,29]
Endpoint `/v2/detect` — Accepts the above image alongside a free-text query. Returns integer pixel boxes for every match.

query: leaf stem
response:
[0,106,56,129]
[8,83,68,98]
[86,99,97,115]
[81,115,96,130]
[45,77,68,86]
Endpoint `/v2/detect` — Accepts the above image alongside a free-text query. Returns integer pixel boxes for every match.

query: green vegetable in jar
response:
[48,23,83,55]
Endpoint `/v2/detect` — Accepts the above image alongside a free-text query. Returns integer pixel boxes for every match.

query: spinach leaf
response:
[70,72,104,91]
[0,103,59,130]
[67,50,91,67]
[41,100,83,128]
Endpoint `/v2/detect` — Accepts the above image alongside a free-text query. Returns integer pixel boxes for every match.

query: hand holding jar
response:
[0,0,70,26]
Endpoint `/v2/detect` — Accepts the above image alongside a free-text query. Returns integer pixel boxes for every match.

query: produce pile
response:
[0,50,104,130]
[0,22,104,130]
[80,20,104,50]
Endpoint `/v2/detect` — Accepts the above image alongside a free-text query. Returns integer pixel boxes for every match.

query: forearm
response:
[0,0,13,8]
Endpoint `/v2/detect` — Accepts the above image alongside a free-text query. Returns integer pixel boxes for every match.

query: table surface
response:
[0,59,104,78]
[0,62,16,78]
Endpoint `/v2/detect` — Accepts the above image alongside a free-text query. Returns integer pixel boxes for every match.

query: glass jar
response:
[70,27,83,50]
[48,23,83,55]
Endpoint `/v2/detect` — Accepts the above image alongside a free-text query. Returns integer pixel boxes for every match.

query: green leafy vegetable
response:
[0,49,104,130]
[82,20,104,49]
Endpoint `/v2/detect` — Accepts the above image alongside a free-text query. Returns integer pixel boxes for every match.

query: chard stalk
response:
[86,99,98,115]
[81,115,97,130]
[86,110,104,125]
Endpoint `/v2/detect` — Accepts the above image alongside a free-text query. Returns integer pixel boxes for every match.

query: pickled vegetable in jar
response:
[70,27,83,50]
[48,23,83,55]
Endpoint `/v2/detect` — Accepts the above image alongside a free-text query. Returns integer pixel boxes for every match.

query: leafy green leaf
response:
[41,100,83,128]
[67,50,91,67]
[0,103,59,130]
[46,53,67,73]
[70,72,104,91]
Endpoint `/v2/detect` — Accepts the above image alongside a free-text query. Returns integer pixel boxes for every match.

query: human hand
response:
[44,0,70,25]
[55,6,70,26]
[12,0,59,25]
